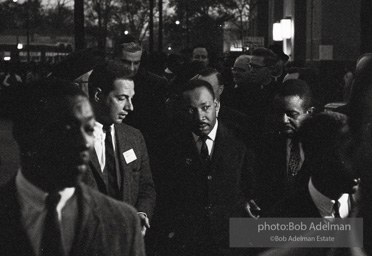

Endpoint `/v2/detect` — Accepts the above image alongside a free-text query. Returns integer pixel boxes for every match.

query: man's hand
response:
[246,199,261,220]
[137,212,150,236]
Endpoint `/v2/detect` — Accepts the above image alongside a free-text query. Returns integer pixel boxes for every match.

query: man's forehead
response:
[43,95,93,125]
[250,56,265,65]
[113,79,135,94]
[120,50,142,61]
[183,87,213,102]
[277,95,306,110]
[193,48,208,56]
[234,58,250,67]
[70,96,93,117]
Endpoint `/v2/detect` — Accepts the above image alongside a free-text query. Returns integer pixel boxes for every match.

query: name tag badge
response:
[123,149,137,164]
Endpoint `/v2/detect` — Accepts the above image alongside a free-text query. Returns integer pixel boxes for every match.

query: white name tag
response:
[123,149,137,164]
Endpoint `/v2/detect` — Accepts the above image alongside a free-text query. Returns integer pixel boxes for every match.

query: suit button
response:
[207,175,212,180]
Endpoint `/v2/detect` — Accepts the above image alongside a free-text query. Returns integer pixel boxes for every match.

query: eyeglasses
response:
[248,64,267,71]
[231,67,247,73]
[231,64,267,73]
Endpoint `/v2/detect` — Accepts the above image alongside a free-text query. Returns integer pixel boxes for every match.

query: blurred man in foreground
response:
[0,78,144,256]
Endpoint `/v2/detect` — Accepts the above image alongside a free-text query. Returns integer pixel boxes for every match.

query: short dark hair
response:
[113,35,142,56]
[192,44,208,53]
[197,68,223,86]
[180,79,215,99]
[276,79,313,110]
[252,47,278,67]
[11,78,87,152]
[300,112,348,161]
[88,60,133,98]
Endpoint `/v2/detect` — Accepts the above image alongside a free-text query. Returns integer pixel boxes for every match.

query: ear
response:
[218,84,224,96]
[94,87,103,102]
[214,99,220,112]
[306,107,315,116]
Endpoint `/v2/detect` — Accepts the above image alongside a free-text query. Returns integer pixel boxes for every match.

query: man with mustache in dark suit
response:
[156,79,257,256]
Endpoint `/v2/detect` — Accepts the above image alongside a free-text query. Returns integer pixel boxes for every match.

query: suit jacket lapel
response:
[69,184,100,256]
[114,124,132,202]
[89,148,104,180]
[210,123,228,171]
[0,177,35,255]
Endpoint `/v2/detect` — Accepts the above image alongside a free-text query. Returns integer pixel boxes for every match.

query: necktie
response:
[333,201,341,218]
[103,125,120,199]
[288,140,301,180]
[40,192,64,256]
[200,135,210,164]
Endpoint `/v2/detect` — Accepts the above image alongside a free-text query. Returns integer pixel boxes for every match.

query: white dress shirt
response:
[93,122,119,172]
[308,177,350,219]
[16,169,77,256]
[193,119,218,158]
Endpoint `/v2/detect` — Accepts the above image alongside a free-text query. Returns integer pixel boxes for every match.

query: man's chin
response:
[115,117,125,124]
[193,129,209,137]
[280,129,295,137]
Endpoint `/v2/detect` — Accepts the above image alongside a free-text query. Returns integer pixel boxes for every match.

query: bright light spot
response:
[4,57,11,61]
[13,0,17,2]
[17,43,23,50]
[124,30,129,35]
[273,22,283,41]
[175,20,180,25]
[280,18,292,39]
[168,47,172,51]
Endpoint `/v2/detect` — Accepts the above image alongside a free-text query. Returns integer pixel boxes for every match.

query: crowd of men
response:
[0,34,371,256]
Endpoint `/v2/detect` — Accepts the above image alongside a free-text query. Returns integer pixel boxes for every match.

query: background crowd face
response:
[182,86,219,137]
[98,79,135,125]
[232,57,251,86]
[118,50,142,76]
[192,47,209,68]
[35,95,95,189]
[248,55,272,85]
[275,95,311,137]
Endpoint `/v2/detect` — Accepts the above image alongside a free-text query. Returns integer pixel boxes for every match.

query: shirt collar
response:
[16,169,75,211]
[93,121,104,139]
[192,119,219,142]
[94,121,114,138]
[308,177,349,218]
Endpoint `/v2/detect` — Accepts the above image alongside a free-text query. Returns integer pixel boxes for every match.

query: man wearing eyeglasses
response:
[231,54,252,89]
[229,48,279,138]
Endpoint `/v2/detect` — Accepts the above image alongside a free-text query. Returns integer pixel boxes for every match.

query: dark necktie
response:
[103,125,120,199]
[288,139,301,180]
[40,192,64,256]
[333,201,341,218]
[200,135,210,164]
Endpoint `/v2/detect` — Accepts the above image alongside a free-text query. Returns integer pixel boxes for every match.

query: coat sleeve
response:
[134,131,156,219]
[129,208,146,256]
